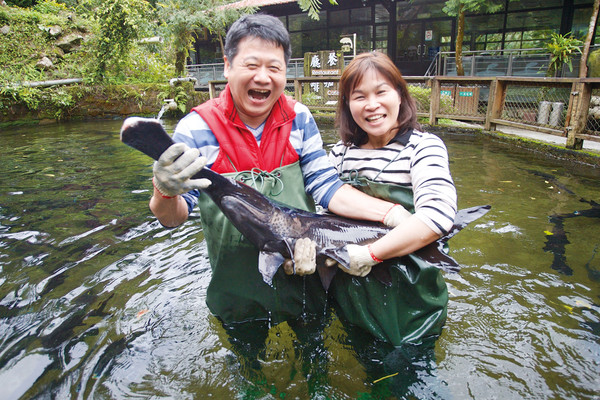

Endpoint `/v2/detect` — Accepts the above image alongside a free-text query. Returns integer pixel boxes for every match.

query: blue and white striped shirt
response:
[329,129,457,235]
[173,102,344,212]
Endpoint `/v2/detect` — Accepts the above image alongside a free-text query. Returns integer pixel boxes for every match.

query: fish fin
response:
[414,242,461,273]
[316,264,338,291]
[314,247,350,290]
[258,251,286,286]
[444,205,491,241]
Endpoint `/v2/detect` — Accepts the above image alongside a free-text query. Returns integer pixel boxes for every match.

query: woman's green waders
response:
[329,176,449,346]
[197,161,328,324]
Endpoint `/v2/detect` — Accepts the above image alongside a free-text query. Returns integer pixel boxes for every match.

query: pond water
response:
[0,119,598,399]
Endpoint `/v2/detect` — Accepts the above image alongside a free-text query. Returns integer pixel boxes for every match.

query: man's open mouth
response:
[249,89,271,100]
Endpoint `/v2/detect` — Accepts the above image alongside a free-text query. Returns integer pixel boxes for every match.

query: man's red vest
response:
[191,85,300,174]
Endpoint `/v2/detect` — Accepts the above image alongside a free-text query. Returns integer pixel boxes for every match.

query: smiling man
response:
[148,14,408,326]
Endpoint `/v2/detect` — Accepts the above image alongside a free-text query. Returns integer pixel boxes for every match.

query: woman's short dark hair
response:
[224,14,292,65]
[336,51,419,146]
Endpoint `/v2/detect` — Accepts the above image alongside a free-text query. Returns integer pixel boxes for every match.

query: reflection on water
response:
[0,120,598,399]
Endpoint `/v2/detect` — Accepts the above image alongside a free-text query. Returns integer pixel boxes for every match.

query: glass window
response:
[290,29,329,58]
[506,9,562,31]
[573,6,597,40]
[354,25,373,53]
[466,14,504,33]
[374,4,389,23]
[330,9,350,26]
[376,25,387,40]
[397,0,451,20]
[288,12,327,31]
[508,0,563,11]
[352,7,371,23]
[277,16,286,28]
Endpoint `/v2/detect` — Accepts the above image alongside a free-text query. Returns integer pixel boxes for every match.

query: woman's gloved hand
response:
[383,204,412,227]
[338,244,381,277]
[283,238,316,276]
[153,143,211,197]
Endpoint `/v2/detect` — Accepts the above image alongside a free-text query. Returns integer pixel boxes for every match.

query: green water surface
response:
[0,120,598,399]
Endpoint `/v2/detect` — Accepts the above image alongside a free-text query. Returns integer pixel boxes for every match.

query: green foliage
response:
[297,0,338,20]
[6,0,38,7]
[546,32,583,76]
[79,0,152,81]
[442,0,503,17]
[301,90,321,106]
[33,0,68,14]
[587,48,600,77]
[156,0,205,75]
[156,0,254,75]
[408,85,431,112]
[157,83,191,115]
[47,88,75,119]
[408,85,453,114]
[0,85,41,110]
[0,1,208,122]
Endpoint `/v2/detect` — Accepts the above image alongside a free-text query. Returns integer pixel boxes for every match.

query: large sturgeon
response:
[120,117,490,289]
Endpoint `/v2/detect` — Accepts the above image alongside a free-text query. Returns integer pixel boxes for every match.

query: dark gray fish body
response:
[120,117,490,289]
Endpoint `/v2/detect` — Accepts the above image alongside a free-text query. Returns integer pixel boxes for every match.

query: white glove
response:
[283,238,316,276]
[383,204,412,227]
[153,143,211,197]
[339,244,380,277]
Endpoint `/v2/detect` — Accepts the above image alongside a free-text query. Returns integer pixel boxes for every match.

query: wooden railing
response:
[208,77,600,150]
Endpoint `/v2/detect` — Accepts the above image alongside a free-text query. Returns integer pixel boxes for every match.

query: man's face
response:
[224,36,287,128]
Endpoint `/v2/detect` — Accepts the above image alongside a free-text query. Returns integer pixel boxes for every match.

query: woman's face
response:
[348,68,401,148]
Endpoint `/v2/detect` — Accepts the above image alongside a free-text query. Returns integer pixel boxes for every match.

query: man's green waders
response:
[329,176,449,346]
[197,161,328,324]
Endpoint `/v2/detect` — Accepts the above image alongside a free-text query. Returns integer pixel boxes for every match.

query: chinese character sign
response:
[327,52,338,67]
[310,54,321,69]
[303,50,344,107]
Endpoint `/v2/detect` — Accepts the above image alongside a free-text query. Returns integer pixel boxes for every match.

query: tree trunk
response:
[175,50,186,77]
[580,0,600,78]
[218,34,225,59]
[456,5,465,76]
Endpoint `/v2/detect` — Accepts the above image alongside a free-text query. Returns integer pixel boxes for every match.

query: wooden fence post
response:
[566,80,591,150]
[208,81,216,100]
[483,78,497,130]
[485,78,506,131]
[294,79,302,102]
[429,78,440,125]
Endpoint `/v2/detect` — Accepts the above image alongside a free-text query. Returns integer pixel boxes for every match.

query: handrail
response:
[206,76,600,150]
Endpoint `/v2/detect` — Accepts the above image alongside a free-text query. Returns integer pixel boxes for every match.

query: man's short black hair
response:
[224,14,292,65]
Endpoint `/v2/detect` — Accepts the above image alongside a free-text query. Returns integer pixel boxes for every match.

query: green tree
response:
[80,0,152,81]
[197,1,257,60]
[157,0,254,76]
[442,0,503,76]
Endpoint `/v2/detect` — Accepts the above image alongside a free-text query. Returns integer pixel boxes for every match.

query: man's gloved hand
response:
[153,143,211,197]
[338,244,381,277]
[283,238,316,276]
[383,204,412,227]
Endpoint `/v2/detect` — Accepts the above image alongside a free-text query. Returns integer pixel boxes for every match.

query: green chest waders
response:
[330,174,449,346]
[197,162,328,324]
